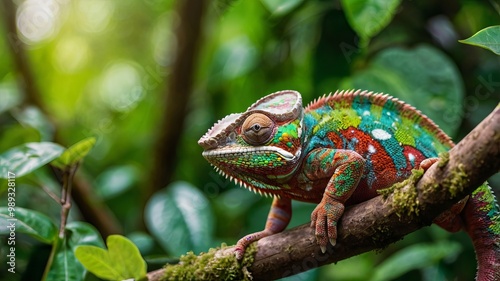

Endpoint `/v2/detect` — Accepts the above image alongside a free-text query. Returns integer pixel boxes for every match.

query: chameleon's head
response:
[198,90,304,194]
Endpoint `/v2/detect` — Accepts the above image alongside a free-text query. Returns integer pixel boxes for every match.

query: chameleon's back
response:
[302,90,454,204]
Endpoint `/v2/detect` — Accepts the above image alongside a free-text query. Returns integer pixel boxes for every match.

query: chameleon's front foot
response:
[310,198,345,253]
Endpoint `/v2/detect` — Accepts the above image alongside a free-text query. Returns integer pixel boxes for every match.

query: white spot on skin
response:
[368,144,376,153]
[372,129,392,140]
[408,153,415,162]
[363,111,371,116]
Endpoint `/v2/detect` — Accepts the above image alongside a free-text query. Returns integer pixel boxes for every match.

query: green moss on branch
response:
[162,244,257,281]
[378,169,424,217]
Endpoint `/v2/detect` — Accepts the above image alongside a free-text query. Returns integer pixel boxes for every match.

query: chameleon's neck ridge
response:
[306,89,454,148]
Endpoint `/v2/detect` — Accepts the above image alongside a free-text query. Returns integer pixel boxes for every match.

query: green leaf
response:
[75,245,122,280]
[107,235,147,280]
[341,0,402,45]
[371,241,462,281]
[51,137,96,169]
[260,0,303,16]
[459,26,500,55]
[145,181,214,256]
[66,221,106,248]
[341,44,464,136]
[0,142,65,178]
[75,235,146,281]
[0,207,57,244]
[46,239,84,281]
[46,222,105,281]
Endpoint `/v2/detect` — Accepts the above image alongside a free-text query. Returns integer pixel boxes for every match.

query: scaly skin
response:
[198,90,500,280]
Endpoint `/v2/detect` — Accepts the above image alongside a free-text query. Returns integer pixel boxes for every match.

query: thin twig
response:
[59,163,79,238]
[42,163,80,280]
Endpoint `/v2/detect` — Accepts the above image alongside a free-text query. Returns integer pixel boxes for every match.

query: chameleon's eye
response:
[242,113,274,145]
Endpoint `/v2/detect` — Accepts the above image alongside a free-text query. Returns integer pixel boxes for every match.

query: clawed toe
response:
[329,238,336,246]
[315,232,337,253]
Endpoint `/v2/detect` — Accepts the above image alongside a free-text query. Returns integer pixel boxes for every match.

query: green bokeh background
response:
[0,0,499,280]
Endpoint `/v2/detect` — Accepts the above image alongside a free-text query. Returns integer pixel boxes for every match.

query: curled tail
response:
[462,184,500,281]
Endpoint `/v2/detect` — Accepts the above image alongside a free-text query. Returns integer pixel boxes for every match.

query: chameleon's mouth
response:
[202,146,297,161]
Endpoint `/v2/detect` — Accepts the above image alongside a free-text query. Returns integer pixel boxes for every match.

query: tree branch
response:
[148,105,500,280]
[148,0,207,195]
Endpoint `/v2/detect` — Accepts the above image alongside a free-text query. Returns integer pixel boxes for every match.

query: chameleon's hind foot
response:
[234,230,270,260]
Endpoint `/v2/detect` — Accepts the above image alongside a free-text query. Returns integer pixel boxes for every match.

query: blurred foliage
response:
[0,0,499,280]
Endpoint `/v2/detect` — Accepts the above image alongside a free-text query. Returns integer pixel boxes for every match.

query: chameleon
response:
[198,89,500,280]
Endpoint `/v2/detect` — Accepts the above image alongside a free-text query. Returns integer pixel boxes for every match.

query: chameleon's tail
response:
[462,184,500,281]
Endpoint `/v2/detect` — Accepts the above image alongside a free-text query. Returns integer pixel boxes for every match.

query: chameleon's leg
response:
[234,196,292,260]
[305,149,365,253]
[461,184,500,281]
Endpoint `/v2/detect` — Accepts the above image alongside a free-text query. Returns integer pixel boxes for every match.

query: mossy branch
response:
[147,105,500,280]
